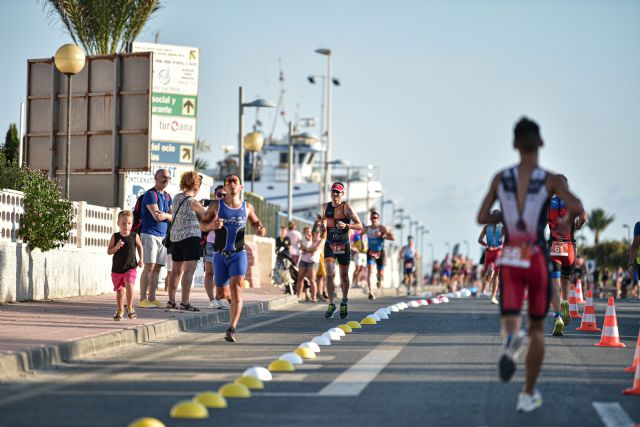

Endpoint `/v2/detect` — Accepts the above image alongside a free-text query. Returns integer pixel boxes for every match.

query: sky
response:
[2,0,639,262]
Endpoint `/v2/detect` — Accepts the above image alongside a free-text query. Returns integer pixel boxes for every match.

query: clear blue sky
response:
[2,1,639,262]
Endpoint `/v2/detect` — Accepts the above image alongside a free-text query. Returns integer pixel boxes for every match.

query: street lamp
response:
[381,199,394,224]
[244,131,264,193]
[238,86,275,187]
[315,48,333,203]
[54,44,85,198]
[623,224,631,245]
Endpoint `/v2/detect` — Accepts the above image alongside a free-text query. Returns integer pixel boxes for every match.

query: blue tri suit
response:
[634,221,640,283]
[213,201,248,287]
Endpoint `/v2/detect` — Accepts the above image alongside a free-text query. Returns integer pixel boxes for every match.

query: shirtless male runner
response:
[477,117,584,412]
[321,182,362,319]
[478,213,504,304]
[361,210,395,300]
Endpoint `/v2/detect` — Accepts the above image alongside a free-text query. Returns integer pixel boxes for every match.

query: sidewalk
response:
[0,287,296,380]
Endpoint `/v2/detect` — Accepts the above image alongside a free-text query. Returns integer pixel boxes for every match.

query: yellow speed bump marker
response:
[170,400,209,419]
[269,359,296,372]
[361,316,377,325]
[337,324,353,333]
[235,375,265,390]
[346,321,362,329]
[193,391,228,409]
[294,347,316,359]
[219,382,251,398]
[128,418,166,427]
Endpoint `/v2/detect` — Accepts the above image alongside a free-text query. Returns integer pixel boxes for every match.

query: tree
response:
[40,0,162,55]
[582,240,627,271]
[195,138,211,172]
[3,123,19,164]
[586,208,615,245]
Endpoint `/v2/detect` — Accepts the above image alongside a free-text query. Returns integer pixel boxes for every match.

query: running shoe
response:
[491,296,499,305]
[560,300,571,326]
[225,327,237,343]
[552,317,564,336]
[138,299,156,309]
[516,389,543,412]
[339,302,349,319]
[499,331,526,382]
[325,303,337,319]
[368,293,375,300]
[217,299,230,310]
[113,310,123,321]
[150,299,164,308]
[208,299,219,309]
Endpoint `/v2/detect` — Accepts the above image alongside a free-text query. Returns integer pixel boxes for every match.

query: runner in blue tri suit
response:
[361,211,395,300]
[400,236,419,296]
[628,221,640,299]
[204,174,266,342]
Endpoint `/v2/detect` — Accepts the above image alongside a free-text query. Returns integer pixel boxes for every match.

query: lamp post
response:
[315,48,333,203]
[445,241,451,255]
[623,224,631,246]
[463,240,470,258]
[428,242,434,265]
[54,44,86,198]
[421,227,430,273]
[244,131,264,193]
[238,86,275,187]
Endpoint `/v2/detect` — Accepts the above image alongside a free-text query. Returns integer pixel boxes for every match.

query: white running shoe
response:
[499,331,526,382]
[208,299,219,309]
[217,299,230,310]
[516,389,543,412]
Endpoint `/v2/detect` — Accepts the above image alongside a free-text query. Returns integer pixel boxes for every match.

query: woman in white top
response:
[166,172,215,311]
[296,226,324,302]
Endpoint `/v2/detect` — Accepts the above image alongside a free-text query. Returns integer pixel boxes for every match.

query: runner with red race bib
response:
[477,117,584,413]
[547,176,588,336]
[321,182,363,320]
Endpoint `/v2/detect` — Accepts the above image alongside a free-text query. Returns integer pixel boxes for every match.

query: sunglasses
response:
[216,192,226,198]
[331,190,342,195]
[371,216,379,220]
[159,175,171,180]
[225,178,240,185]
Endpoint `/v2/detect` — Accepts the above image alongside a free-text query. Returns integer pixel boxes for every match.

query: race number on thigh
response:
[550,241,569,257]
[498,244,532,268]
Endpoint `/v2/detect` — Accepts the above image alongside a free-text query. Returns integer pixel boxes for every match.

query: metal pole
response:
[18,102,25,167]
[320,76,326,203]
[238,86,244,186]
[287,121,294,220]
[65,75,72,198]
[323,53,333,205]
[250,151,255,193]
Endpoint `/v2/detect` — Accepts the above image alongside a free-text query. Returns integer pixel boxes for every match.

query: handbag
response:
[162,196,190,249]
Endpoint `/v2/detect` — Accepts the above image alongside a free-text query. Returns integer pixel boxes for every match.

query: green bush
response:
[582,240,628,270]
[0,161,73,252]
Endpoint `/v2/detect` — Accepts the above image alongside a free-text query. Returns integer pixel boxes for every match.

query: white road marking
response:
[317,334,415,397]
[593,402,635,427]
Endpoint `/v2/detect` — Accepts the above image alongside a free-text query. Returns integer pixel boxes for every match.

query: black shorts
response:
[324,241,351,266]
[367,250,385,270]
[171,236,201,262]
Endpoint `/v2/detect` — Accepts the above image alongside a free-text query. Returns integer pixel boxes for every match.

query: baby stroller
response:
[272,246,298,295]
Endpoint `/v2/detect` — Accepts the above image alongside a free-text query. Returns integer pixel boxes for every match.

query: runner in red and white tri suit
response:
[477,117,584,413]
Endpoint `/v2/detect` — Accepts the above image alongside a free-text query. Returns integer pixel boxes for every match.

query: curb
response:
[0,294,297,381]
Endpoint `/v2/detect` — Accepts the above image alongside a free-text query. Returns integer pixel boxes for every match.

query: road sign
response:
[151,116,197,144]
[132,42,199,96]
[151,93,197,117]
[150,141,195,166]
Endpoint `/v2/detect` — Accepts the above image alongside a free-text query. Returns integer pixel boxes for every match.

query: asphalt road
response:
[1,292,638,427]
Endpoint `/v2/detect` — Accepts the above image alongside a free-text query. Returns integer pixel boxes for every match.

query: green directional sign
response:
[151,93,197,117]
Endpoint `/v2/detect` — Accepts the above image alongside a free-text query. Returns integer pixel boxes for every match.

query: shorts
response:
[404,259,415,275]
[550,241,575,278]
[170,236,201,262]
[499,248,551,320]
[441,270,451,278]
[355,253,367,267]
[204,242,215,263]
[367,250,385,271]
[484,249,502,273]
[111,269,137,292]
[141,233,167,266]
[213,250,247,287]
[324,241,351,266]
[299,260,318,270]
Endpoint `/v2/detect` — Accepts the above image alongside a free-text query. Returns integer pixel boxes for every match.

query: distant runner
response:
[628,221,640,299]
[477,117,584,412]
[400,236,419,296]
[361,210,395,300]
[320,182,362,320]
[478,214,504,304]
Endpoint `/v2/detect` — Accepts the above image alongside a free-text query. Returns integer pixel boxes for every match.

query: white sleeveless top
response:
[496,165,549,245]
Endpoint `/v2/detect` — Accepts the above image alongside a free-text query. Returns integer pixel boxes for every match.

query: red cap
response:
[330,182,345,192]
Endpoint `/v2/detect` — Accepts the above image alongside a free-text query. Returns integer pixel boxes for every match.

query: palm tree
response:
[194,138,211,172]
[586,208,615,245]
[40,0,162,55]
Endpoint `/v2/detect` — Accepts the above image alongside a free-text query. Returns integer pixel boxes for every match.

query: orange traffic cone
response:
[568,284,582,319]
[594,297,626,348]
[576,290,601,332]
[625,327,640,372]
[575,279,585,304]
[623,361,640,395]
